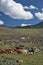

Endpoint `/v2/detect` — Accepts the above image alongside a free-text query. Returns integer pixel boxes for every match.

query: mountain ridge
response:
[16,22,43,28]
[0,22,43,28]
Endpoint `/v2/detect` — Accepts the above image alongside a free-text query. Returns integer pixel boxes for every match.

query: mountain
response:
[33,22,43,28]
[0,22,43,29]
[16,24,33,28]
[16,22,43,28]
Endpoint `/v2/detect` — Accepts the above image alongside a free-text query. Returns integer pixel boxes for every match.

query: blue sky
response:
[0,0,43,27]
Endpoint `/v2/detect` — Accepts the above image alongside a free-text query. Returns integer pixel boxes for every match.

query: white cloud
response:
[24,5,38,10]
[42,8,43,11]
[35,12,43,20]
[24,6,29,9]
[0,20,4,25]
[0,0,33,20]
[21,24,32,27]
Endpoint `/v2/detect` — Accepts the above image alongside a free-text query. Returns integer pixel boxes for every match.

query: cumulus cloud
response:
[0,20,4,25]
[35,12,43,20]
[42,8,43,12]
[21,23,31,27]
[24,5,38,10]
[0,0,33,20]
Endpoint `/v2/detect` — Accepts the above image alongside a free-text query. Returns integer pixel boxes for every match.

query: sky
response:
[0,0,43,27]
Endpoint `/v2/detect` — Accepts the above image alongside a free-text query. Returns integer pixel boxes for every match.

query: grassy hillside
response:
[0,27,43,46]
[0,26,43,39]
[0,51,43,65]
[0,27,43,65]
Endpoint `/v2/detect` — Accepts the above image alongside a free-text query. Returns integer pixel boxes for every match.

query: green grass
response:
[0,44,9,49]
[0,51,43,65]
[0,27,43,65]
[0,27,43,37]
[0,41,43,65]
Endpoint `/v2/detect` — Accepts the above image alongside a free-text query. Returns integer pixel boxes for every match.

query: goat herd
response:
[0,45,40,55]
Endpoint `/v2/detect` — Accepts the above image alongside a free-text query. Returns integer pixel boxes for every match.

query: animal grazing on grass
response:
[16,49,24,54]
[5,49,14,53]
[16,48,28,54]
[28,48,34,55]
[16,59,23,63]
[15,45,27,54]
[0,49,6,54]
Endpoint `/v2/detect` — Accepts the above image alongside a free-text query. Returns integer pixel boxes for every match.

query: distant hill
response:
[0,25,43,45]
[16,22,43,28]
[33,22,43,28]
[0,22,43,28]
[16,25,33,29]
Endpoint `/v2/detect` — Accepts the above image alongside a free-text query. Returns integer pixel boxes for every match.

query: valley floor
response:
[0,28,43,65]
[0,51,43,65]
